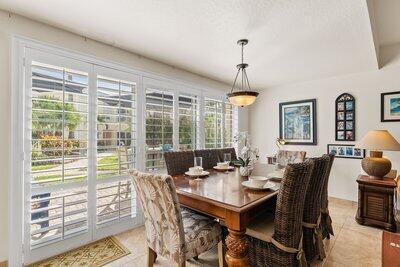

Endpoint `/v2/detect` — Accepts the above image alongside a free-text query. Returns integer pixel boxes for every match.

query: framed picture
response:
[381,91,400,122]
[337,131,344,140]
[279,99,317,145]
[327,144,365,159]
[335,93,355,141]
[345,112,353,120]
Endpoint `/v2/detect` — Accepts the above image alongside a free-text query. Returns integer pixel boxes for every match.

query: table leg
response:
[225,229,249,267]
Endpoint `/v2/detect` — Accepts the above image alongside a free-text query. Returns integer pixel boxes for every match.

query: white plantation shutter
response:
[204,98,223,148]
[28,61,90,249]
[23,52,142,264]
[30,188,88,248]
[178,94,200,150]
[224,102,238,148]
[145,88,174,171]
[95,73,137,227]
[30,62,89,186]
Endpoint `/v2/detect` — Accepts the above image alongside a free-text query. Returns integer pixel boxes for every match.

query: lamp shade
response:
[355,130,400,151]
[227,91,259,107]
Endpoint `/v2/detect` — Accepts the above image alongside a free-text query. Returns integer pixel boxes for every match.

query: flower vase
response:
[240,166,252,177]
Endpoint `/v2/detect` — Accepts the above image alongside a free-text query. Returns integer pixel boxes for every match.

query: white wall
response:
[0,10,248,262]
[250,65,400,202]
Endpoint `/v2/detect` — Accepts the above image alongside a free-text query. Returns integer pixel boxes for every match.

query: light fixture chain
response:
[230,68,241,93]
[243,68,252,91]
[241,43,244,64]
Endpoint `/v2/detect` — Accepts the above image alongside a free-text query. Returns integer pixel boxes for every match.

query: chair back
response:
[194,149,219,170]
[276,150,307,167]
[321,153,335,239]
[216,148,237,162]
[273,160,314,248]
[130,170,185,263]
[164,150,195,176]
[303,155,331,261]
[321,154,335,214]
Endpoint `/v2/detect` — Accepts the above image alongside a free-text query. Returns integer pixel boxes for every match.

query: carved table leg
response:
[225,229,249,267]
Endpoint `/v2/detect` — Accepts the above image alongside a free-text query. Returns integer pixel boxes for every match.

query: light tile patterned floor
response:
[107,197,384,267]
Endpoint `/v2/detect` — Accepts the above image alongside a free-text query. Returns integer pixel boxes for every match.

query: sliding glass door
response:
[23,49,142,264]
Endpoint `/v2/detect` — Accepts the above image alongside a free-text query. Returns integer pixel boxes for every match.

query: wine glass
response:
[194,157,203,180]
[223,153,231,173]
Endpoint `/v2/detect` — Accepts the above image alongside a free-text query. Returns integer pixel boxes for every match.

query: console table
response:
[356,171,398,232]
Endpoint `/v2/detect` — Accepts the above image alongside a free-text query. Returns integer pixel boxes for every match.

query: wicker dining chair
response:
[302,155,331,263]
[130,170,222,267]
[216,148,237,163]
[194,149,219,170]
[321,154,335,239]
[164,151,195,176]
[276,150,307,168]
[246,160,314,267]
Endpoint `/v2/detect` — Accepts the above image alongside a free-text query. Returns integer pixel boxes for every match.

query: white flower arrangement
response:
[234,132,259,168]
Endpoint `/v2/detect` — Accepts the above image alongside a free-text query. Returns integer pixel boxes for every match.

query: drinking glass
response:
[194,157,203,168]
[194,157,203,180]
[223,153,231,173]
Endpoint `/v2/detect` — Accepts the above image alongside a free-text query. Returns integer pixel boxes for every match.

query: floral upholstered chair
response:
[276,150,307,168]
[130,170,222,267]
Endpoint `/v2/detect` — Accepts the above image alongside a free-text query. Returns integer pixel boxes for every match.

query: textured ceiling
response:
[0,0,382,89]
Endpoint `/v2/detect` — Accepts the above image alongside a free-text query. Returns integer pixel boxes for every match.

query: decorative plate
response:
[241,180,276,191]
[266,171,284,179]
[213,166,235,171]
[185,171,210,177]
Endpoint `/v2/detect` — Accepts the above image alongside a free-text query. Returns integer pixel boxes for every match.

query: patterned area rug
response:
[28,237,130,267]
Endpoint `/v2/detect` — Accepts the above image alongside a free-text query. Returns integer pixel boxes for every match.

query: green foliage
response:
[32,96,82,136]
[237,157,251,167]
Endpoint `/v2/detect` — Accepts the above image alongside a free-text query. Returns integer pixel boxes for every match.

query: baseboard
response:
[0,261,8,267]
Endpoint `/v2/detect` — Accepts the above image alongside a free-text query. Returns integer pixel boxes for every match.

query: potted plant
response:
[233,132,259,177]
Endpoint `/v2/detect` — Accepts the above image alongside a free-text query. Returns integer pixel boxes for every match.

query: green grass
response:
[32,164,58,171]
[33,154,122,183]
[33,173,86,182]
[97,155,119,171]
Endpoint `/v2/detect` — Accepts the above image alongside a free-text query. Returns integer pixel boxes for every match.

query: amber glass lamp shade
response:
[355,130,400,178]
[227,91,259,107]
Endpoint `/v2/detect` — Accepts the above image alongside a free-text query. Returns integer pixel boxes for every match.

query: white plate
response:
[185,171,210,177]
[242,180,277,190]
[266,171,284,179]
[213,166,235,171]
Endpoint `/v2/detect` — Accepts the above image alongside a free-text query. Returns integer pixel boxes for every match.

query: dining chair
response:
[276,150,307,167]
[246,160,314,267]
[130,170,222,267]
[194,149,219,170]
[216,147,237,163]
[302,155,331,263]
[321,154,335,240]
[164,150,195,176]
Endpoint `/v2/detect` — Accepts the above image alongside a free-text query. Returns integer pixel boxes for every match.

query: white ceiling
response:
[373,0,400,47]
[0,0,394,89]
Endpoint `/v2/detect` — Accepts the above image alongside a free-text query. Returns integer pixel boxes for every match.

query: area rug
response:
[28,236,130,267]
[382,231,400,267]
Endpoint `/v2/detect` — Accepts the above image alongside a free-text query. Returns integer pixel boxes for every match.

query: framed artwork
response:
[335,93,355,141]
[327,144,365,159]
[279,99,317,145]
[381,91,400,122]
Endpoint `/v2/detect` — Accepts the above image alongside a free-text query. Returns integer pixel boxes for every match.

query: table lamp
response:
[355,130,400,178]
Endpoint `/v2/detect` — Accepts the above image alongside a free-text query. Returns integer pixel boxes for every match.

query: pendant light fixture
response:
[227,39,259,107]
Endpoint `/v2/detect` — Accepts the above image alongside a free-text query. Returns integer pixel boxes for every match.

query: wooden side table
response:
[356,171,398,232]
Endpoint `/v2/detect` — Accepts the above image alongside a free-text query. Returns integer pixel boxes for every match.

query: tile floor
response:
[106,197,385,267]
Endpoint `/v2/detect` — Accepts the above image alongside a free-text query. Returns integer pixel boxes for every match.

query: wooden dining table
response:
[172,165,280,267]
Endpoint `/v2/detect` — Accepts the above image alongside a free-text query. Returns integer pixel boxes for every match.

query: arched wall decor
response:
[335,93,355,141]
